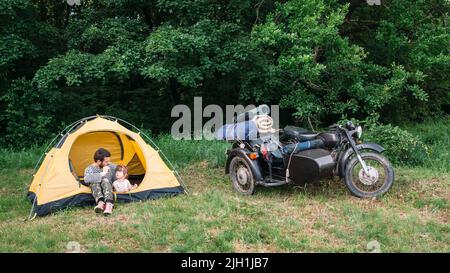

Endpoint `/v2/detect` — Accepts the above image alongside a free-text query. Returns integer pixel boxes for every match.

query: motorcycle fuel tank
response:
[287,148,335,185]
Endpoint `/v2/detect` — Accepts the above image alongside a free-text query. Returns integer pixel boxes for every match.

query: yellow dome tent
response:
[27,116,186,217]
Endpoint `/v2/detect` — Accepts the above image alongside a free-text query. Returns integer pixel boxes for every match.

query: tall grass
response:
[154,134,230,168]
[0,146,44,170]
[1,117,447,172]
[401,117,450,172]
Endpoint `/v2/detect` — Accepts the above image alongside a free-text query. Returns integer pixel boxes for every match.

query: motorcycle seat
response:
[283,126,319,141]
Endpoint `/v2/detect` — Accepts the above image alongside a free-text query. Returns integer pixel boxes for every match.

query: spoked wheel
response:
[229,157,256,195]
[344,152,394,198]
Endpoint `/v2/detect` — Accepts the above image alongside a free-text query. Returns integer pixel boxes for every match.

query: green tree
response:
[243,0,433,126]
[0,0,62,142]
[341,0,450,122]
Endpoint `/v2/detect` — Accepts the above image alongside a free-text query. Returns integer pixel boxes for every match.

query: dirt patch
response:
[233,240,278,253]
[180,161,222,194]
[152,244,170,252]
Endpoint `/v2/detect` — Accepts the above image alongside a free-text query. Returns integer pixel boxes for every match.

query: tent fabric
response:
[27,186,183,216]
[28,117,184,216]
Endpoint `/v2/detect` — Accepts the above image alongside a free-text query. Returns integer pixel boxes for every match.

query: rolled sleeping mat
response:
[282,139,325,154]
[216,120,258,141]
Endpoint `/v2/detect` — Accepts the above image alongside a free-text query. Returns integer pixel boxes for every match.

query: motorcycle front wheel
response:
[344,152,394,198]
[229,156,256,195]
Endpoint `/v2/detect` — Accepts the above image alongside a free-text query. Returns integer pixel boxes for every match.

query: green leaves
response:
[249,0,366,120]
[66,17,148,53]
[34,40,145,89]
[141,20,248,88]
[346,0,450,122]
[0,34,36,68]
[244,0,447,124]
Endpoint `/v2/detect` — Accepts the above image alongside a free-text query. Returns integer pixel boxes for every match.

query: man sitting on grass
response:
[84,148,117,216]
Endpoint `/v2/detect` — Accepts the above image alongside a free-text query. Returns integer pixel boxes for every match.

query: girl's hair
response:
[115,165,129,178]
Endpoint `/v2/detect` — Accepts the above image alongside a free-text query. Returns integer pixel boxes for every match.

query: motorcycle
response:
[221,108,394,198]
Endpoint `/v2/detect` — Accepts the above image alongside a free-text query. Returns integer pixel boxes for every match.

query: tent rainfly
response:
[27,116,185,217]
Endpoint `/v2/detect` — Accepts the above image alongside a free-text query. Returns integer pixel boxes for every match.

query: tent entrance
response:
[68,131,147,185]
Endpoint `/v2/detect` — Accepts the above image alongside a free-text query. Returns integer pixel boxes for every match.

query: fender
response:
[225,148,264,182]
[338,143,385,177]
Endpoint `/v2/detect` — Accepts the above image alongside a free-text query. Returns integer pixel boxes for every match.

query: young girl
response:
[112,165,137,193]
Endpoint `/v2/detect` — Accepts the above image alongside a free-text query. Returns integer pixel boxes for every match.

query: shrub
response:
[363,123,430,166]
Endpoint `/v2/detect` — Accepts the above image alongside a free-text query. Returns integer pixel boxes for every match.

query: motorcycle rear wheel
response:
[344,152,394,198]
[229,156,256,195]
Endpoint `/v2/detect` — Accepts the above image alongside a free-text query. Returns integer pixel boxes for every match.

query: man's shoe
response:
[103,202,113,216]
[94,201,105,213]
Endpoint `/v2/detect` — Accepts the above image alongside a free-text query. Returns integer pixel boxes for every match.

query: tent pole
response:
[27,194,37,221]
[27,118,83,191]
[26,118,91,219]
[27,154,53,221]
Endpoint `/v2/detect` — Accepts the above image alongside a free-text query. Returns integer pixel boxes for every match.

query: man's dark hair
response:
[93,148,111,162]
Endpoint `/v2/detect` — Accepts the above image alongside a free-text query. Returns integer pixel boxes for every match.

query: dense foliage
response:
[0,0,449,147]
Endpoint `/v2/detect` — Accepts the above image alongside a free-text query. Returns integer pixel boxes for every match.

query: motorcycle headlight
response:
[356,125,363,138]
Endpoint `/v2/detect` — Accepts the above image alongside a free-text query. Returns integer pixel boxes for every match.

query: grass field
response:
[0,120,448,252]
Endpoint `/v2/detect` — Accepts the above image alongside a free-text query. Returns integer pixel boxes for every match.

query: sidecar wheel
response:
[229,156,256,195]
[344,152,394,198]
